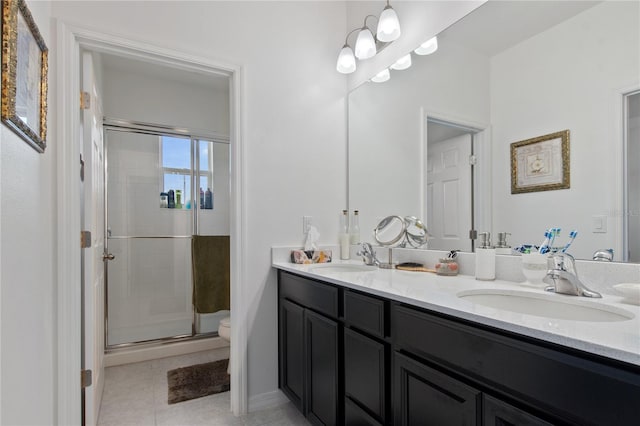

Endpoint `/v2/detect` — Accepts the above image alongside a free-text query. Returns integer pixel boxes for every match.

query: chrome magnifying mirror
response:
[374,215,406,246]
[404,216,428,248]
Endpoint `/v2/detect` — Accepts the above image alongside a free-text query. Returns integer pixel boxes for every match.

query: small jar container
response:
[435,258,459,276]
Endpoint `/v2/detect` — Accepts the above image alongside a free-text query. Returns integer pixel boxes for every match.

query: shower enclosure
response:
[103,119,230,348]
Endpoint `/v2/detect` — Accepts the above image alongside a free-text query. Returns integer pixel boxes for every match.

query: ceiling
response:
[442,0,601,57]
[100,52,230,92]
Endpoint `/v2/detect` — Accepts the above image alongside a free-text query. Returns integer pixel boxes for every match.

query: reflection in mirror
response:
[373,215,406,246]
[348,1,640,261]
[404,216,428,248]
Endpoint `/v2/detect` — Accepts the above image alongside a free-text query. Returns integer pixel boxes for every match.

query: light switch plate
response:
[592,215,607,233]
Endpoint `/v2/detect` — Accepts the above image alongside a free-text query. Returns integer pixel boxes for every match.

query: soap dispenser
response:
[494,232,512,255]
[475,232,496,281]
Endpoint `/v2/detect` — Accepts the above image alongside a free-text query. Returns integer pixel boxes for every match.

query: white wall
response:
[52,0,349,406]
[349,36,490,240]
[102,63,230,135]
[491,1,640,260]
[0,1,57,424]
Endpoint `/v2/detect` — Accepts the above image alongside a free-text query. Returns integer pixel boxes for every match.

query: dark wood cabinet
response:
[394,352,481,426]
[278,271,341,425]
[279,299,305,412]
[306,309,340,426]
[344,327,387,423]
[277,270,640,426]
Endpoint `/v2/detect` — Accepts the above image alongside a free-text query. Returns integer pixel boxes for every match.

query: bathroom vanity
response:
[274,262,640,426]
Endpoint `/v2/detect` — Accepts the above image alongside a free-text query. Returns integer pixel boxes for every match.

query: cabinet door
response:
[279,299,305,412]
[344,328,387,422]
[483,395,552,426]
[394,352,480,426]
[306,309,340,426]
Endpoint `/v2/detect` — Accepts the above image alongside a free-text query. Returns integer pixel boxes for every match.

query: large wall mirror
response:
[348,1,640,262]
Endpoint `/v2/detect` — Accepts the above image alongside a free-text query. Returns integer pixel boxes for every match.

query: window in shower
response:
[160,136,215,209]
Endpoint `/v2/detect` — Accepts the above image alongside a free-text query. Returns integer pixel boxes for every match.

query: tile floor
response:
[98,347,309,426]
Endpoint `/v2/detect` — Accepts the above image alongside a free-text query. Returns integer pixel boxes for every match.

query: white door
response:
[426,134,473,252]
[82,51,105,426]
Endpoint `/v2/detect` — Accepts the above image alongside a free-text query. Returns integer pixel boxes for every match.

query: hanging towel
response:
[192,235,230,314]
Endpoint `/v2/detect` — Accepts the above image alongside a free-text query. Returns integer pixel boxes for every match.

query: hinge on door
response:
[80,91,91,110]
[469,155,477,166]
[469,230,478,240]
[80,154,85,182]
[81,369,93,388]
[81,230,92,248]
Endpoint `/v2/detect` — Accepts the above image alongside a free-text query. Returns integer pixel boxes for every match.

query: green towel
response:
[192,235,230,314]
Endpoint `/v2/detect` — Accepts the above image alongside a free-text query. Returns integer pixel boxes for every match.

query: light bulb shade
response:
[414,36,438,55]
[336,45,356,74]
[371,68,390,83]
[377,6,401,42]
[355,28,377,59]
[390,53,412,71]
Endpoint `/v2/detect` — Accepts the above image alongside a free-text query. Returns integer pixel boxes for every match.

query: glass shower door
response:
[105,130,194,346]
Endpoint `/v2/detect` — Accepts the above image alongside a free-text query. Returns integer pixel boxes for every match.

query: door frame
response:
[421,109,492,248]
[56,20,247,424]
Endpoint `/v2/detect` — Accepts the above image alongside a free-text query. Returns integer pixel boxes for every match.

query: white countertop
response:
[273,259,640,367]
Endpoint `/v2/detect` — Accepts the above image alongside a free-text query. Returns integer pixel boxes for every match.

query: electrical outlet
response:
[303,216,312,234]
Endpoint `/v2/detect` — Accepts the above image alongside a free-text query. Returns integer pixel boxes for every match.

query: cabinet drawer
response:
[392,303,640,426]
[394,351,480,426]
[279,271,339,318]
[344,290,386,338]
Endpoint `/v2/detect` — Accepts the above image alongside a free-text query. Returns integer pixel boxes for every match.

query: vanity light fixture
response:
[336,2,402,74]
[377,0,401,42]
[414,36,438,55]
[390,53,412,71]
[355,16,378,60]
[336,43,357,74]
[371,68,390,83]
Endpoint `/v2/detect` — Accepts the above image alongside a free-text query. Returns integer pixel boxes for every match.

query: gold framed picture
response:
[510,130,570,194]
[1,0,48,153]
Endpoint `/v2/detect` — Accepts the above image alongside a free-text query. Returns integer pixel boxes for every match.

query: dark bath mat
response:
[167,359,230,404]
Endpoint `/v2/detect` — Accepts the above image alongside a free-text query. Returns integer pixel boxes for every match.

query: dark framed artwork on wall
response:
[1,0,48,153]
[511,130,570,194]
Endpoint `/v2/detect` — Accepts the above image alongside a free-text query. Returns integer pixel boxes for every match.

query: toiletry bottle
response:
[475,232,496,280]
[350,210,360,244]
[205,188,213,209]
[200,188,204,209]
[160,192,168,208]
[340,209,350,260]
[494,232,512,255]
[168,190,175,209]
[175,190,183,209]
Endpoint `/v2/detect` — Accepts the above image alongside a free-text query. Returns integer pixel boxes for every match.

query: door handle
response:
[103,253,115,261]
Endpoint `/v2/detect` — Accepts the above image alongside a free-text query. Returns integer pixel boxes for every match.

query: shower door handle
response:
[103,253,115,261]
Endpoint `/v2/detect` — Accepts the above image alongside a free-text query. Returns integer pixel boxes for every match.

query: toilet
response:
[218,316,231,374]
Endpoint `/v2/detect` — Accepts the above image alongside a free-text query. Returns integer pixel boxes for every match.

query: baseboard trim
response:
[248,389,289,412]
[104,337,229,367]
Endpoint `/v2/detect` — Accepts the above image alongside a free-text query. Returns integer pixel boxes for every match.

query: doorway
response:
[57,22,246,425]
[425,117,484,252]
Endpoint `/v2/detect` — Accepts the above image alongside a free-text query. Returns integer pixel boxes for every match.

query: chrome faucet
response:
[357,242,380,266]
[543,252,601,298]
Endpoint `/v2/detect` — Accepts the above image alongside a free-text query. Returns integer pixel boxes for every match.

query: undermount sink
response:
[457,289,634,322]
[309,264,376,274]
